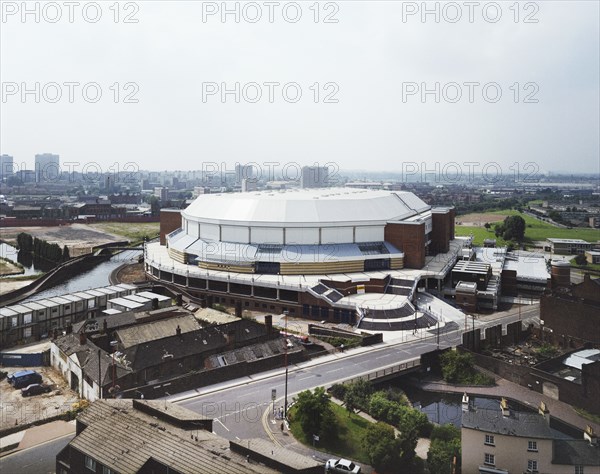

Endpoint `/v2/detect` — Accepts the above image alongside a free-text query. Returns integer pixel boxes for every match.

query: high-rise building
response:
[241,178,257,192]
[0,154,14,179]
[34,153,60,182]
[235,164,254,185]
[300,166,329,188]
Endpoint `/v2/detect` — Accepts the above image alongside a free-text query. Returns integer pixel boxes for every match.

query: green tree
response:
[363,422,404,474]
[292,387,336,441]
[440,350,476,384]
[495,215,526,241]
[427,438,461,474]
[149,196,160,216]
[343,379,372,413]
[574,254,587,266]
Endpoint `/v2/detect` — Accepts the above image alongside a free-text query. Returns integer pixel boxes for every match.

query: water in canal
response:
[0,241,53,276]
[16,249,142,303]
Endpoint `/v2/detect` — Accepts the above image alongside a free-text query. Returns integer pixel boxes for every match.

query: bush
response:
[329,383,347,401]
[343,379,372,413]
[440,350,494,385]
[431,423,460,443]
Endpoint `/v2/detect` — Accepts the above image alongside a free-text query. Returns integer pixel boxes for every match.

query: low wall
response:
[0,350,49,367]
[308,324,383,347]
[119,349,305,399]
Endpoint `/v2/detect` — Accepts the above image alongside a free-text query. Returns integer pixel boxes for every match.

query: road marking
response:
[214,418,230,432]
[298,375,313,381]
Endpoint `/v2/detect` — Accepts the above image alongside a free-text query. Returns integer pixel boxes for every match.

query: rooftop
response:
[547,238,590,244]
[67,400,277,474]
[462,405,560,439]
[182,187,431,225]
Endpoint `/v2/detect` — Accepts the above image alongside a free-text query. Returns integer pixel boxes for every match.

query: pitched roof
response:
[115,314,200,349]
[54,334,130,386]
[462,407,558,439]
[553,439,600,466]
[70,400,277,474]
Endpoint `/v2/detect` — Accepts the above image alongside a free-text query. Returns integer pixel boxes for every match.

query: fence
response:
[0,350,49,367]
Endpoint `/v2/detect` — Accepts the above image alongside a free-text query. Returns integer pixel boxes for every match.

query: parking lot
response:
[0,366,79,432]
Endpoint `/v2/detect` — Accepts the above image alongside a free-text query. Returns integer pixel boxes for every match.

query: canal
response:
[1,240,142,301]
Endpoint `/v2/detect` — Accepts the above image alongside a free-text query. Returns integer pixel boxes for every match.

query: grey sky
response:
[1,0,598,175]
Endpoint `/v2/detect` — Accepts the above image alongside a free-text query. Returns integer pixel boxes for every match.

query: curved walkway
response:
[418,377,600,434]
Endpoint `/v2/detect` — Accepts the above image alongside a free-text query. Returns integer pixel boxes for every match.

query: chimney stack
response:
[176,325,182,338]
[152,298,159,310]
[500,398,510,417]
[79,332,87,345]
[264,315,273,334]
[538,401,550,425]
[176,293,183,306]
[227,330,236,349]
[103,319,108,333]
[584,425,598,446]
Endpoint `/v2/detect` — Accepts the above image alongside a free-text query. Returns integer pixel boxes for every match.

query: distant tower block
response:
[551,260,571,289]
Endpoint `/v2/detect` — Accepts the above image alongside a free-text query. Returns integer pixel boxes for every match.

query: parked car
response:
[21,383,52,397]
[8,370,43,389]
[325,458,361,473]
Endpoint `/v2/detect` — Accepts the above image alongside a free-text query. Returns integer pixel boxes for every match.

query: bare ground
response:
[115,263,146,284]
[455,212,507,227]
[0,366,79,431]
[0,223,125,255]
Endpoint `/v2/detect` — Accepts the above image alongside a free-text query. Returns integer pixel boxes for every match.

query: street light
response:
[283,310,289,419]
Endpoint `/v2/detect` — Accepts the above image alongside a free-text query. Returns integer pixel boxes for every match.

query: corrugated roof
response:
[115,314,200,349]
[70,400,277,474]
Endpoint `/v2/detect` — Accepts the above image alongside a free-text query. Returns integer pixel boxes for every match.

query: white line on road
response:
[214,418,230,432]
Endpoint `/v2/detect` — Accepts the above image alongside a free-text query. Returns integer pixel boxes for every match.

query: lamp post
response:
[283,310,289,418]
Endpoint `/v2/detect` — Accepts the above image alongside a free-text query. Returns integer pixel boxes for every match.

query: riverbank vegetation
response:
[440,350,495,386]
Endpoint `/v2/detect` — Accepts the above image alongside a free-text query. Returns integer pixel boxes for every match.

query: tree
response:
[484,222,491,230]
[292,387,336,441]
[574,254,587,266]
[343,379,372,413]
[427,438,461,474]
[363,422,404,474]
[149,196,160,216]
[494,215,526,241]
[428,424,461,474]
[62,245,71,261]
[440,350,476,384]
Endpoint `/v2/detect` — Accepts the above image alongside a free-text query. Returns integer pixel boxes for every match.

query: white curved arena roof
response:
[182,188,430,226]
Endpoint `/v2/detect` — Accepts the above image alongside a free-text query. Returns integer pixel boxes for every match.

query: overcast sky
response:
[1,1,598,177]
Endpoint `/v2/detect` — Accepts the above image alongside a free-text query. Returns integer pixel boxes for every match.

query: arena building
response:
[146,188,461,330]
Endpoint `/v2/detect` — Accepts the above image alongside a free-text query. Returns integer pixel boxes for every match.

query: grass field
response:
[456,210,600,246]
[289,402,372,465]
[90,222,160,242]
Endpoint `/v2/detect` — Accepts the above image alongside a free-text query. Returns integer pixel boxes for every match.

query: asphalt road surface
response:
[0,433,74,474]
[177,308,539,442]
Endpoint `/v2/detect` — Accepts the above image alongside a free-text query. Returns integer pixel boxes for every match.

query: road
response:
[0,433,74,474]
[176,307,539,442]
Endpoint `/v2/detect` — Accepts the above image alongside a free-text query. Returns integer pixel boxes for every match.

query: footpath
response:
[0,420,75,457]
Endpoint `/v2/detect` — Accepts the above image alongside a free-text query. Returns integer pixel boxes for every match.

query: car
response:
[8,370,43,389]
[325,458,361,473]
[21,383,52,397]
